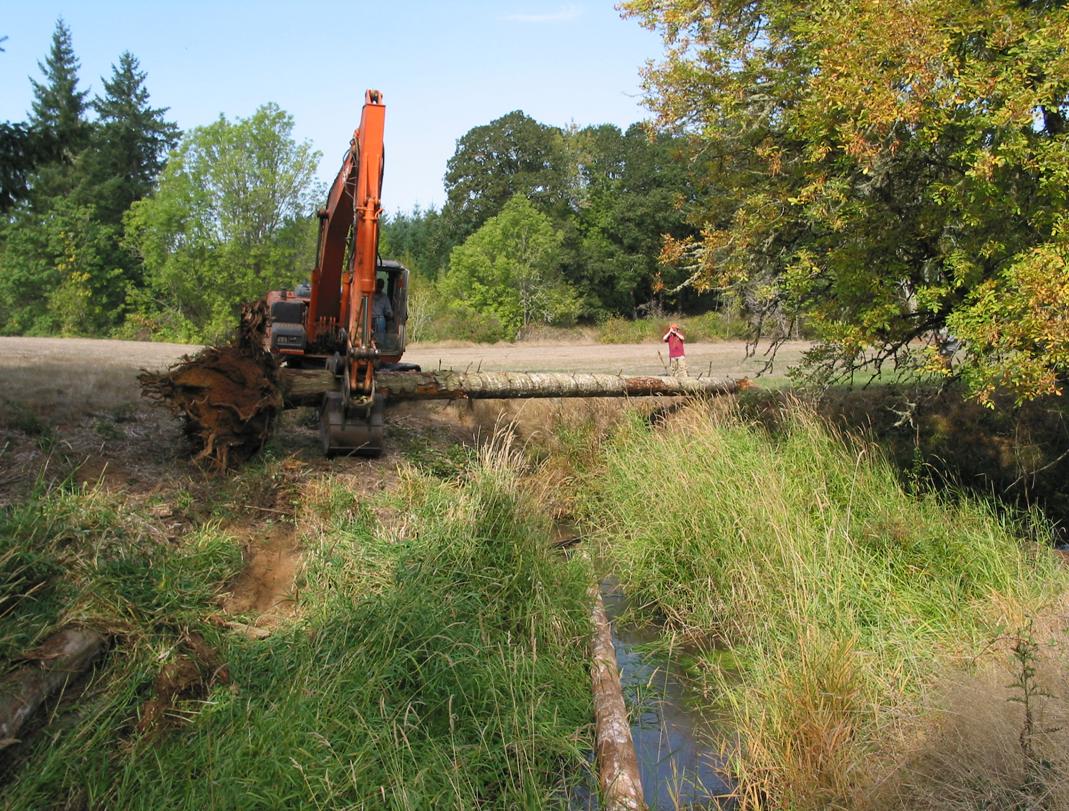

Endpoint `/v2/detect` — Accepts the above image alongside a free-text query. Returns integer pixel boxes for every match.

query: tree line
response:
[0,20,711,346]
[6,5,1065,405]
[0,19,321,342]
[381,111,711,341]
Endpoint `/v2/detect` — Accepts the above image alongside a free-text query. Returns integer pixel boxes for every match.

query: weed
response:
[2,400,50,436]
[93,416,125,441]
[1008,621,1061,804]
[396,434,471,479]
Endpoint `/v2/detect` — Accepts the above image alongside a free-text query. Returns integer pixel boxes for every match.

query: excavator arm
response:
[265,90,401,456]
[307,89,385,358]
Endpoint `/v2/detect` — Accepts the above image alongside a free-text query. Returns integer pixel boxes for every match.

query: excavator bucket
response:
[319,392,385,457]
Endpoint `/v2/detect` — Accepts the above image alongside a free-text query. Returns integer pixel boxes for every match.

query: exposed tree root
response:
[139,303,281,470]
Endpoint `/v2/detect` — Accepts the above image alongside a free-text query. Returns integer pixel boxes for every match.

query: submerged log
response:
[281,369,743,407]
[0,627,107,749]
[590,587,645,810]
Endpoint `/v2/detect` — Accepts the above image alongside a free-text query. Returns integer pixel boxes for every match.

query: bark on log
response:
[0,627,107,749]
[590,587,646,811]
[281,369,743,407]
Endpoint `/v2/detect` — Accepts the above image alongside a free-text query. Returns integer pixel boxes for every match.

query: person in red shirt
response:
[662,322,687,377]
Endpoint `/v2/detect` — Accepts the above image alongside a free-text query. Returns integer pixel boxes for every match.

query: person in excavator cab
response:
[372,277,393,346]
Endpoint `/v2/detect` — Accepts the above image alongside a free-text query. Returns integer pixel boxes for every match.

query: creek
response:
[601,578,734,809]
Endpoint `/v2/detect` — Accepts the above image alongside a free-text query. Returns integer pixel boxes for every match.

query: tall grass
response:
[2,444,593,809]
[576,405,1067,808]
[0,479,243,808]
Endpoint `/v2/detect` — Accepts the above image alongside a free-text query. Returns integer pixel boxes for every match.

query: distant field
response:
[0,336,807,423]
[0,335,808,384]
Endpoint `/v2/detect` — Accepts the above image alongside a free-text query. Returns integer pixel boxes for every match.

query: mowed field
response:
[0,336,806,420]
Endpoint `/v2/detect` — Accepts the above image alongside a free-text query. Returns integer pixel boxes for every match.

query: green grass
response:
[2,446,593,809]
[573,405,1067,809]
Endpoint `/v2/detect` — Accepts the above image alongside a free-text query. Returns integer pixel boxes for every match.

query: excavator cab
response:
[373,260,409,358]
[265,259,410,364]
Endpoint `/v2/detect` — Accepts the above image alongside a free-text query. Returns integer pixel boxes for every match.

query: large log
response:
[0,627,107,749]
[281,369,743,407]
[590,586,646,810]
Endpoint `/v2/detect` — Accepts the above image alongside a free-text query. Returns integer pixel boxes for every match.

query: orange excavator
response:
[239,90,741,464]
[263,90,415,456]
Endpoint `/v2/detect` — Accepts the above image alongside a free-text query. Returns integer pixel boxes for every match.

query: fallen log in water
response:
[0,627,107,749]
[590,586,645,810]
[281,368,744,407]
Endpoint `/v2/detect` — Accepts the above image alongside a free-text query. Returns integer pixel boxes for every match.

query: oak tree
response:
[625,0,1069,402]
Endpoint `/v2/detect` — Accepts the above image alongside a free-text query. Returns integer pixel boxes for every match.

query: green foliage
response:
[2,453,593,809]
[443,110,573,242]
[381,204,452,280]
[77,51,180,226]
[0,197,123,335]
[570,123,700,316]
[439,194,579,339]
[0,122,50,212]
[625,0,1069,402]
[392,114,707,333]
[0,21,176,336]
[28,17,90,172]
[124,104,321,342]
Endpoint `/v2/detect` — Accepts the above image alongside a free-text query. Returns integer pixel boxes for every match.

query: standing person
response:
[662,322,687,377]
[372,277,393,345]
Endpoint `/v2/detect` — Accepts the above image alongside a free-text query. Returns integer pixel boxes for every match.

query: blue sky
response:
[0,1,664,214]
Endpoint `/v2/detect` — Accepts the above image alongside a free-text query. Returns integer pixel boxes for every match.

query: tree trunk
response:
[0,627,107,748]
[590,586,646,810]
[281,369,743,407]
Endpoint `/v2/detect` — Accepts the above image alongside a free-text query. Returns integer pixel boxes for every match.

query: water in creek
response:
[602,580,735,810]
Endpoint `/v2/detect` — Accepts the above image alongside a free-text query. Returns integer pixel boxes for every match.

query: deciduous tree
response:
[625,0,1069,402]
[124,104,320,340]
[439,194,578,338]
[443,111,572,241]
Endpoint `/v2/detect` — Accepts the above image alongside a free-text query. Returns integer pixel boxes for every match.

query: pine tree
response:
[28,18,89,154]
[81,51,178,223]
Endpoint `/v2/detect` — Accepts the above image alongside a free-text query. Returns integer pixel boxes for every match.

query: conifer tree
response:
[81,51,178,223]
[28,18,89,158]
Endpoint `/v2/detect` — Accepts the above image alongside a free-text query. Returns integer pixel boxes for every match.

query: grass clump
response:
[4,444,593,809]
[578,405,1067,808]
[0,480,241,662]
[106,448,591,809]
[0,480,243,807]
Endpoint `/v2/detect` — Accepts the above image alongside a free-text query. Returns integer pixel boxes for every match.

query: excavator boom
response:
[264,90,409,456]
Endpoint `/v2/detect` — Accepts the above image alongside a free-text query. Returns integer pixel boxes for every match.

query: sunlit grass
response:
[576,404,1068,808]
[1,441,593,809]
